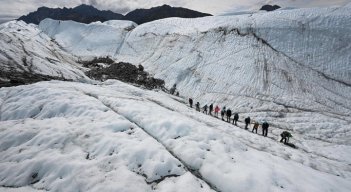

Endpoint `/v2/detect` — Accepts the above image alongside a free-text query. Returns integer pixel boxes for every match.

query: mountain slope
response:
[124,4,212,25]
[0,21,88,86]
[18,4,211,25]
[18,4,124,25]
[260,5,281,11]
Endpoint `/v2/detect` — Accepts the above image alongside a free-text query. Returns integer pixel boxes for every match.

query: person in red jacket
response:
[214,105,220,117]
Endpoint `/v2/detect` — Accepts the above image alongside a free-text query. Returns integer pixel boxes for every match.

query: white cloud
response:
[265,0,350,8]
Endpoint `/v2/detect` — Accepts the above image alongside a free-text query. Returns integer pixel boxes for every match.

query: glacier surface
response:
[0,4,350,192]
[0,80,350,192]
[36,6,351,145]
[0,21,87,82]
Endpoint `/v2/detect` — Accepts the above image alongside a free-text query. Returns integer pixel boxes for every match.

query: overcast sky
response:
[0,0,350,23]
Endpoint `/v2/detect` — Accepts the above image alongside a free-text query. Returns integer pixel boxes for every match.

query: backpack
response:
[253,122,259,128]
[263,122,269,129]
[245,117,250,123]
[281,131,292,138]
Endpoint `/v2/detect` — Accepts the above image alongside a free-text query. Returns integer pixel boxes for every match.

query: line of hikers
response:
[189,98,292,143]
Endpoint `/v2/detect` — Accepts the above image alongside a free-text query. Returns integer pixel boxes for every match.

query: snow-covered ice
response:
[0,80,350,191]
[39,19,137,59]
[0,81,212,192]
[35,5,351,148]
[0,21,88,81]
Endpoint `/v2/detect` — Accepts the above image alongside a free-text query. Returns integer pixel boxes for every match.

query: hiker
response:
[170,84,177,95]
[262,121,269,137]
[209,104,213,115]
[214,105,220,117]
[195,102,200,112]
[280,131,292,144]
[233,113,239,125]
[252,121,259,133]
[226,108,232,122]
[203,104,208,114]
[244,117,251,130]
[189,98,193,108]
[221,106,226,120]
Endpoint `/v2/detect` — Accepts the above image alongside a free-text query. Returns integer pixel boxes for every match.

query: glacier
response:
[0,21,88,83]
[0,4,351,192]
[36,6,351,145]
[0,80,351,192]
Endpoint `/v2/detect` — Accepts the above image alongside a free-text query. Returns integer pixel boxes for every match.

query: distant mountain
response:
[18,4,212,25]
[18,4,124,25]
[124,4,212,24]
[260,5,281,11]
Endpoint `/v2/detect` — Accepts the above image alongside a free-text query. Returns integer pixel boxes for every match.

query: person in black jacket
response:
[221,106,226,121]
[189,98,193,108]
[233,113,239,125]
[244,117,251,130]
[226,108,232,122]
[209,103,213,115]
[195,102,200,112]
[262,121,269,137]
[280,131,292,144]
[203,104,208,114]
